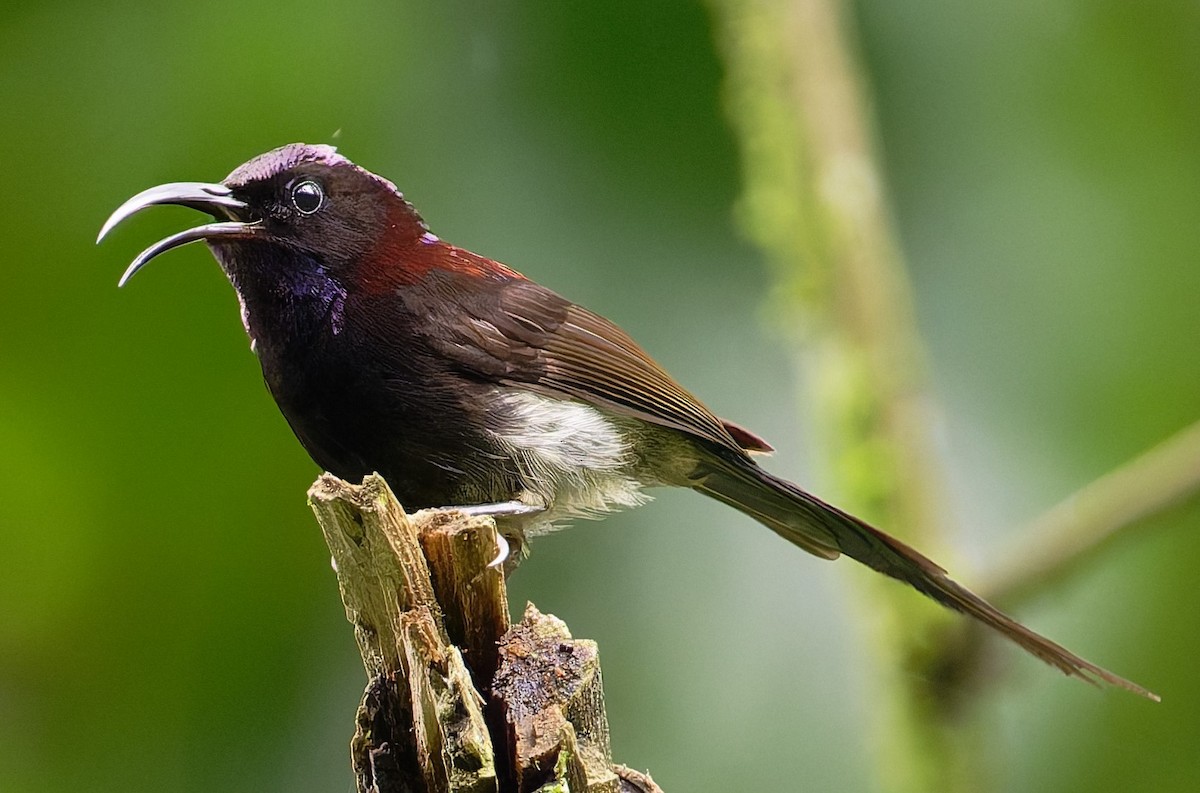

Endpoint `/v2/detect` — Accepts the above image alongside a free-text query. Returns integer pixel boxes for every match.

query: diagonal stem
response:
[980,419,1200,606]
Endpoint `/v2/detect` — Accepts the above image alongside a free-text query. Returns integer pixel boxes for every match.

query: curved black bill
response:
[97,182,258,286]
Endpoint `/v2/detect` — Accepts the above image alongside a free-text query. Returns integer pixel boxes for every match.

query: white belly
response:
[487,389,649,529]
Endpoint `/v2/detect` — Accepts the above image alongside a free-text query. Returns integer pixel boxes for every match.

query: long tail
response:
[696,456,1158,701]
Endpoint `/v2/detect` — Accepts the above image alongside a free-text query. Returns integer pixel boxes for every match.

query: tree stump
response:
[308,473,662,793]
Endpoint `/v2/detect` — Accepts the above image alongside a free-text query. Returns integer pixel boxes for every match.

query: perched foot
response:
[453,500,545,519]
[437,494,546,571]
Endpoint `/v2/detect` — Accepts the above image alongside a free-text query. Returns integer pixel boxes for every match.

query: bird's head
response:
[98,143,429,288]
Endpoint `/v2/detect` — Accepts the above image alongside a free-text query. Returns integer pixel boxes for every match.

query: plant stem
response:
[709,1,975,790]
[980,419,1200,606]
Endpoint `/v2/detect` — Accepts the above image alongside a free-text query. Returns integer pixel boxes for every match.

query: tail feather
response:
[697,458,1158,701]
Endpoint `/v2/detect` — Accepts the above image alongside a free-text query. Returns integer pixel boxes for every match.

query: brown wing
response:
[503,282,756,455]
[425,276,764,457]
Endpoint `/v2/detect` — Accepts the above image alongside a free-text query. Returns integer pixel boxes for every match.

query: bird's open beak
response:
[97,182,259,287]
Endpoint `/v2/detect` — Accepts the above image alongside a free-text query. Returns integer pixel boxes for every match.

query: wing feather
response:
[423,276,762,456]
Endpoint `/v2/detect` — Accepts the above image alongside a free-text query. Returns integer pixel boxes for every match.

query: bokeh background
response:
[2,1,1198,791]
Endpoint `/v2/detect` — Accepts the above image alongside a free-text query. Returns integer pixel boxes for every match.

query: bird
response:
[99,142,1155,700]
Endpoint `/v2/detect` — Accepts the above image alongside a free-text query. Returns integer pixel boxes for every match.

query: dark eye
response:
[290,180,324,214]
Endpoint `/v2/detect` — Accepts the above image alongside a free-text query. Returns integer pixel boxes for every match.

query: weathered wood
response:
[401,609,495,793]
[308,473,445,675]
[417,508,510,688]
[492,605,617,793]
[307,473,661,793]
[308,474,497,793]
[613,766,664,793]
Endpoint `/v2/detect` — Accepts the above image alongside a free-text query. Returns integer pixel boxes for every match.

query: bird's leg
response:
[451,500,544,518]
[438,493,546,570]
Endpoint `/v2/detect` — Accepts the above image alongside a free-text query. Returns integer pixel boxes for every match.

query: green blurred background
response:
[2,1,1197,791]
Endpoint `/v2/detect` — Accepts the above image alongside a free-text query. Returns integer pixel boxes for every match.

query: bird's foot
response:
[438,494,545,569]
[452,499,544,518]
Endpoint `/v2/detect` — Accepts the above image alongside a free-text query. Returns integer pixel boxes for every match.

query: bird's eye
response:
[290,180,324,215]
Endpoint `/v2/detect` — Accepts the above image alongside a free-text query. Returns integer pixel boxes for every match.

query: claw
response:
[487,533,510,569]
[438,496,543,571]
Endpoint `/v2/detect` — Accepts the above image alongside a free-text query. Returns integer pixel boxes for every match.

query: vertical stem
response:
[710,1,977,790]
